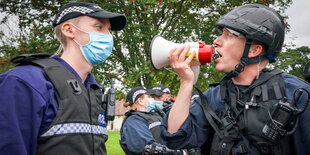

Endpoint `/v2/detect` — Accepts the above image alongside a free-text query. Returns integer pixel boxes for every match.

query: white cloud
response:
[284,0,310,48]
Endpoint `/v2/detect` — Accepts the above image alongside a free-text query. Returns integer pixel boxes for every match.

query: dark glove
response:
[143,142,182,155]
[143,142,201,155]
[182,147,201,155]
[162,102,173,113]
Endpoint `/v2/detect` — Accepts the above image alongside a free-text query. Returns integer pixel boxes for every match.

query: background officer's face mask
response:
[146,98,164,111]
[72,24,114,65]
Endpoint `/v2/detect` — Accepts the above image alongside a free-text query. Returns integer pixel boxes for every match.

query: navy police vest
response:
[199,69,295,155]
[120,110,164,154]
[12,55,108,155]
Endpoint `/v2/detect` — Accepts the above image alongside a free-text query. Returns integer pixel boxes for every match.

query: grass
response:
[106,131,125,155]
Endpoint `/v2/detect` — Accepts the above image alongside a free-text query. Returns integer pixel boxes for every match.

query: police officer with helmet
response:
[161,3,310,155]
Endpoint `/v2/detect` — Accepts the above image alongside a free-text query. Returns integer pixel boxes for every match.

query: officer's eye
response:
[217,29,224,36]
[95,25,103,29]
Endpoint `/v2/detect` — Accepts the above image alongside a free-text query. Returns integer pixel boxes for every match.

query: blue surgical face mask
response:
[72,24,114,65]
[146,98,164,111]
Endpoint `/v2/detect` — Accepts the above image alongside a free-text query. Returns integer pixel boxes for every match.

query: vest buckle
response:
[67,79,82,95]
[232,143,249,155]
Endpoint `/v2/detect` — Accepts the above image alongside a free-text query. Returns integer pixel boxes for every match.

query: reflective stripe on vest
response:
[41,123,108,137]
[148,121,161,130]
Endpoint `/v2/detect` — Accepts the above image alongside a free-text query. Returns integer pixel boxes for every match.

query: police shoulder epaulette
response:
[11,53,51,65]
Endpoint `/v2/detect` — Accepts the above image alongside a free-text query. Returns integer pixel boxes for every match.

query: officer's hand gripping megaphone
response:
[149,35,214,83]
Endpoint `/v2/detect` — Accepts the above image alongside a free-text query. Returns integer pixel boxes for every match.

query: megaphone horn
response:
[150,35,215,70]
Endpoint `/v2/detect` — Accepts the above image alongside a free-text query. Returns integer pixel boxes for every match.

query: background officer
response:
[120,86,200,155]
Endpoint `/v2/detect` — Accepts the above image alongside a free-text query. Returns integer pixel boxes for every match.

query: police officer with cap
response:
[152,84,175,113]
[162,3,310,155]
[120,87,200,155]
[0,2,126,155]
[152,84,173,100]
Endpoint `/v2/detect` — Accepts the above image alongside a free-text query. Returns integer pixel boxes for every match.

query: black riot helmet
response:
[216,4,285,77]
[304,61,310,82]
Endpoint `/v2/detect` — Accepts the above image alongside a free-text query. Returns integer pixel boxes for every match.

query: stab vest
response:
[200,69,295,155]
[120,110,164,154]
[12,55,108,155]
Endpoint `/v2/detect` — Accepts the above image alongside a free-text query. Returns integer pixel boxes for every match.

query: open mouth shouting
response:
[214,50,222,63]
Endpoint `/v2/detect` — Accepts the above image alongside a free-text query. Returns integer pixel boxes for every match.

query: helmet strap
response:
[226,38,269,79]
[226,39,253,78]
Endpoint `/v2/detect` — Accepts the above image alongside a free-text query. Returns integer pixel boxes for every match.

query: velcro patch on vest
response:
[98,113,106,127]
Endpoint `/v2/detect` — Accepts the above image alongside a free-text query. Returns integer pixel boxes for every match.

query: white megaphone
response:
[150,35,215,83]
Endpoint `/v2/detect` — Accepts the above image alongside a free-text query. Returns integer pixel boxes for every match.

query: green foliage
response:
[273,46,310,79]
[0,0,293,98]
[0,24,59,73]
[89,0,292,95]
[0,0,64,73]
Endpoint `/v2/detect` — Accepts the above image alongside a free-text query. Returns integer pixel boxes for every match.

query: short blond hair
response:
[54,23,66,47]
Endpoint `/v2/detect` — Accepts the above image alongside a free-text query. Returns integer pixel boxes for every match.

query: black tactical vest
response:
[202,69,295,155]
[120,110,164,154]
[12,55,108,155]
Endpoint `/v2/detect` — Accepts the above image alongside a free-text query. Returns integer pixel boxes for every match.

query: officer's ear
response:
[136,98,143,106]
[61,22,75,39]
[248,43,264,58]
[136,95,147,106]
